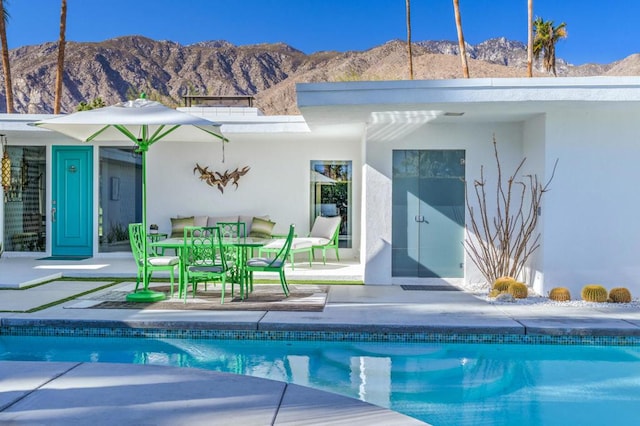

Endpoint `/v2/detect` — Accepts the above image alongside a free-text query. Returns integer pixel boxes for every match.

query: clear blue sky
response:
[4,0,635,65]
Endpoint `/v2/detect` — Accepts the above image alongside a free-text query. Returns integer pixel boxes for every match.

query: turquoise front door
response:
[52,146,93,256]
[392,149,466,278]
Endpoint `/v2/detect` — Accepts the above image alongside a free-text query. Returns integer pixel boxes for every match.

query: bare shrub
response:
[465,135,557,284]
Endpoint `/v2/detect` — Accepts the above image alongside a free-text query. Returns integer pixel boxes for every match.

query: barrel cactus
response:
[508,282,528,299]
[609,287,632,303]
[488,288,503,298]
[549,287,571,302]
[581,285,608,302]
[493,276,516,292]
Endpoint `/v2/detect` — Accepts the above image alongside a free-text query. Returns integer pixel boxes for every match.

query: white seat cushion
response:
[148,256,179,266]
[188,265,223,273]
[291,239,313,249]
[299,237,330,247]
[263,238,313,250]
[247,257,285,268]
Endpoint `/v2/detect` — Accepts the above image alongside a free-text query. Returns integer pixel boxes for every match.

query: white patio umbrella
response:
[32,94,227,302]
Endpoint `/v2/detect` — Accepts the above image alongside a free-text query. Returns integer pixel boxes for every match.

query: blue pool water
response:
[1,335,640,425]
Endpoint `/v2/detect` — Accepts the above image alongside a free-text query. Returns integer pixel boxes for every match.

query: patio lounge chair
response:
[129,223,179,297]
[258,216,341,268]
[308,215,341,264]
[258,236,313,270]
[246,224,295,296]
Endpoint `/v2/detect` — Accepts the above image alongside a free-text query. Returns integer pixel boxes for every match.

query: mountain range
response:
[4,36,640,115]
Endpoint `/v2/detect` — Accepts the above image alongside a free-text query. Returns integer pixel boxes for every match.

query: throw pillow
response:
[170,216,194,238]
[240,214,269,237]
[249,217,276,238]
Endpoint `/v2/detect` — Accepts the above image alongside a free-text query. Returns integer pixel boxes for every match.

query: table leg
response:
[177,247,186,299]
[235,246,254,300]
[239,247,247,299]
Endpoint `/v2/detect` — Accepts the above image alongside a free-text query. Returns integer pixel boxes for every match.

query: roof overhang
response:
[178,108,311,134]
[296,77,640,128]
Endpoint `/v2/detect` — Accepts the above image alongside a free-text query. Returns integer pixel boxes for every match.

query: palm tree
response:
[54,0,67,114]
[0,0,13,113]
[527,0,533,77]
[406,0,413,80]
[533,17,567,76]
[452,0,469,78]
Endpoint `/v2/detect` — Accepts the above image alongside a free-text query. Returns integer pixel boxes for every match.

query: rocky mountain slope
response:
[2,35,636,115]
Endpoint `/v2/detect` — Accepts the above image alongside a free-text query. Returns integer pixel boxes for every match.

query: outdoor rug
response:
[86,284,328,312]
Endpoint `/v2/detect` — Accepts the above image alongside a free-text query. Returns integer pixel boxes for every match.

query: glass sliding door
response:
[392,150,465,278]
[98,147,142,253]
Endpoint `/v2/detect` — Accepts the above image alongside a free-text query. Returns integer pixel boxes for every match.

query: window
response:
[98,147,142,252]
[310,160,352,248]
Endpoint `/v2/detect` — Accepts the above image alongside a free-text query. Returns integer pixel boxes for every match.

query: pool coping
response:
[2,281,640,345]
[3,319,640,346]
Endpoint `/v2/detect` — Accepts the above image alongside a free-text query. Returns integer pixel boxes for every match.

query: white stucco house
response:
[2,76,640,298]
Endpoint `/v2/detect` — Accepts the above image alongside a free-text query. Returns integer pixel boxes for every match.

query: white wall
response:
[146,131,362,258]
[363,120,526,285]
[522,114,547,295]
[0,120,363,259]
[542,109,640,297]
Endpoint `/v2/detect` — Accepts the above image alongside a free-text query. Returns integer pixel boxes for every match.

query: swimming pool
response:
[1,334,639,425]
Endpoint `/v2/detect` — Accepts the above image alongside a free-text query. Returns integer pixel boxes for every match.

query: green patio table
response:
[150,236,270,299]
[147,232,169,255]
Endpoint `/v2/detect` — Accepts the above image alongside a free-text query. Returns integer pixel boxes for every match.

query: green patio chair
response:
[216,221,246,285]
[307,216,341,264]
[245,224,295,297]
[217,221,246,238]
[183,226,231,304]
[128,223,179,297]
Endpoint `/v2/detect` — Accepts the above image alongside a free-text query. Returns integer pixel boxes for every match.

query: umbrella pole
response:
[126,146,166,302]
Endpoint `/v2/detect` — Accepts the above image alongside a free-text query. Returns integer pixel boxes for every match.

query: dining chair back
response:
[183,226,231,303]
[217,221,246,238]
[245,224,295,296]
[128,223,179,297]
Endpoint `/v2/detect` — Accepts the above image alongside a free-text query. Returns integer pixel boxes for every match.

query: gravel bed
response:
[461,282,640,308]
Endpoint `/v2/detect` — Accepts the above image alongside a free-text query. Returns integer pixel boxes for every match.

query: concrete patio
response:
[1,255,640,425]
[2,255,640,336]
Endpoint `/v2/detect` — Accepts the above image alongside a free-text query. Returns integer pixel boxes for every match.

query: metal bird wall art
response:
[193,163,250,194]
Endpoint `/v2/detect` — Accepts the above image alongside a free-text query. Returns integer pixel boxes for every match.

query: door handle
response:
[415,215,429,224]
[51,207,56,223]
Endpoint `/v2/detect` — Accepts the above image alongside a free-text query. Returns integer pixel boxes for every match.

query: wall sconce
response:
[1,134,10,194]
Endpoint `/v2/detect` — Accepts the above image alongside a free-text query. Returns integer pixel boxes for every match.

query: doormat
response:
[37,256,92,261]
[401,284,461,291]
[86,284,328,312]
